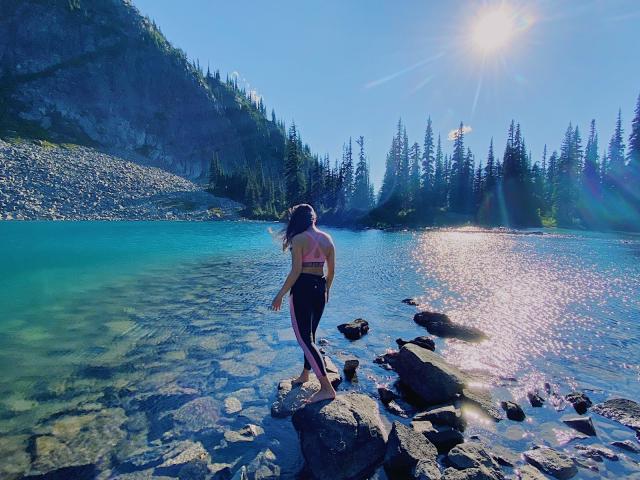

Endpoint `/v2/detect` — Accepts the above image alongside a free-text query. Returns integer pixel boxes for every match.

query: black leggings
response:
[289,273,327,377]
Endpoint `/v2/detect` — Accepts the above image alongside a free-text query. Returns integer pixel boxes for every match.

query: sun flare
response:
[472,8,515,54]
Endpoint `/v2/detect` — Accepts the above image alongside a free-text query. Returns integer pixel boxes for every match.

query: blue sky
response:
[134,0,640,187]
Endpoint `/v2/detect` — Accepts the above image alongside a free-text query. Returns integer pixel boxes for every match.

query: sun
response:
[472,7,515,54]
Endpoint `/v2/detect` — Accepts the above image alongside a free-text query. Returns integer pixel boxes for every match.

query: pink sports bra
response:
[302,231,326,266]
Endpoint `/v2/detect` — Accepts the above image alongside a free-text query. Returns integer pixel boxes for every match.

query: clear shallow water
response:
[0,221,639,479]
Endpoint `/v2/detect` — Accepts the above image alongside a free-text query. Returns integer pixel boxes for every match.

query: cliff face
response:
[0,0,285,181]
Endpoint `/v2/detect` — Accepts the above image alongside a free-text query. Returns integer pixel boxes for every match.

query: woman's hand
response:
[271,293,284,311]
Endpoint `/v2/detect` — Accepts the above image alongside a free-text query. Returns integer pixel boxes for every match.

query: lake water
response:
[1,221,639,479]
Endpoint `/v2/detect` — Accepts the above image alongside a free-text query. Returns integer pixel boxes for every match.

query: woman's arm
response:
[271,236,303,311]
[325,237,335,303]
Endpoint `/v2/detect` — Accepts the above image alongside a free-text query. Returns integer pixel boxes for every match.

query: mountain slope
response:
[0,0,285,181]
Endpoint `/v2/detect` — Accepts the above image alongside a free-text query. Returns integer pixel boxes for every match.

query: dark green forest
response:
[211,89,640,232]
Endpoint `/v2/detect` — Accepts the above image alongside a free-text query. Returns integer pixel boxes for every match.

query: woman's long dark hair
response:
[283,204,316,250]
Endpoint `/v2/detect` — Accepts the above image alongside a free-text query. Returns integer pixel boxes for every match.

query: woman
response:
[270,204,336,404]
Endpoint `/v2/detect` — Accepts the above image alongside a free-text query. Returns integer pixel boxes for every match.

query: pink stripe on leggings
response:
[289,295,324,377]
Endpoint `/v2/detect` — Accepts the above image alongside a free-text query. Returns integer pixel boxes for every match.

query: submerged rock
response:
[291,393,387,480]
[523,446,577,479]
[564,392,592,415]
[442,466,500,480]
[384,421,438,478]
[562,416,596,436]
[223,424,264,443]
[270,373,342,418]
[610,439,640,453]
[378,386,398,405]
[173,397,220,433]
[501,401,525,422]
[374,351,399,371]
[447,442,502,473]
[395,344,467,405]
[396,336,436,352]
[247,448,280,479]
[574,444,618,462]
[527,392,545,408]
[413,312,487,342]
[337,318,370,340]
[385,398,418,418]
[592,398,640,432]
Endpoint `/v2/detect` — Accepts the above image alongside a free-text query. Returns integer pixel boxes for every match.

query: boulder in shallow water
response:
[413,312,487,342]
[414,404,466,430]
[378,386,398,405]
[460,388,503,422]
[500,401,525,422]
[413,459,442,480]
[172,396,220,432]
[442,466,500,480]
[564,392,592,415]
[562,416,596,436]
[527,392,545,408]
[343,359,359,381]
[291,393,387,480]
[592,398,640,432]
[384,421,438,478]
[270,372,342,418]
[523,446,577,479]
[396,336,436,351]
[337,318,369,340]
[395,344,467,405]
[374,351,399,371]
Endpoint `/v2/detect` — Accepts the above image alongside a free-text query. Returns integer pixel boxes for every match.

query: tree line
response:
[209,90,640,231]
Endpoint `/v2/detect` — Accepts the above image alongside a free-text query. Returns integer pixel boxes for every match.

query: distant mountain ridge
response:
[0,0,285,182]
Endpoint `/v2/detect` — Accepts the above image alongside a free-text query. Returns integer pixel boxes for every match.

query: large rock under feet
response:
[292,393,387,480]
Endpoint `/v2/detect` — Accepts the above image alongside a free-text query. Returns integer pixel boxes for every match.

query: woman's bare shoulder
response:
[316,229,334,246]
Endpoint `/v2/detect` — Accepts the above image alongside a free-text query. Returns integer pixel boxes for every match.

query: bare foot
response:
[291,374,310,386]
[305,389,336,404]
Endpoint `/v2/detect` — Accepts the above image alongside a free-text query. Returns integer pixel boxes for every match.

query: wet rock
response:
[413,459,442,480]
[610,439,640,453]
[230,465,248,480]
[22,464,98,479]
[324,355,340,375]
[343,359,359,381]
[592,398,640,432]
[384,421,438,478]
[247,448,280,479]
[385,398,418,418]
[224,397,242,415]
[527,392,545,408]
[447,442,502,474]
[412,420,464,454]
[460,388,503,422]
[172,397,219,433]
[374,351,399,371]
[223,424,264,443]
[291,393,387,480]
[153,440,211,477]
[270,373,341,418]
[500,401,525,421]
[442,466,500,480]
[0,435,31,480]
[396,336,436,352]
[574,444,618,462]
[402,298,420,306]
[564,392,592,415]
[337,318,369,340]
[378,386,398,405]
[414,404,466,430]
[413,312,487,343]
[516,464,548,480]
[562,416,596,436]
[523,446,577,479]
[395,344,467,405]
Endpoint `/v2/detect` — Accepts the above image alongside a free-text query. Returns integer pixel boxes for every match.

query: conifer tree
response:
[628,94,640,194]
[409,142,421,207]
[583,119,600,196]
[284,124,305,205]
[449,122,466,212]
[606,109,626,191]
[433,135,445,208]
[421,117,435,206]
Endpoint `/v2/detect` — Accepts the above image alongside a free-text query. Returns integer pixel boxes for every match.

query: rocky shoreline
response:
[0,139,242,221]
[265,301,640,480]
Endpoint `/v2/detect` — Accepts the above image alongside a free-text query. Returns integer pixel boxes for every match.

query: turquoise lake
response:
[0,221,639,479]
